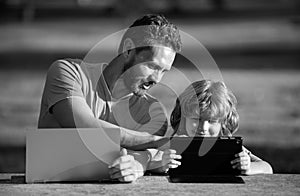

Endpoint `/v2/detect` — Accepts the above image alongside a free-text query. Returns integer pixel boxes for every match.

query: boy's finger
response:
[236,150,248,157]
[231,158,241,164]
[170,154,182,159]
[232,160,241,166]
[170,159,181,165]
[232,162,240,169]
[240,165,249,170]
[239,156,249,162]
[168,164,179,169]
[164,149,176,155]
[240,160,250,166]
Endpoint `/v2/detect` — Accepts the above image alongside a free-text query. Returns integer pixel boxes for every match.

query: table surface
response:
[1,174,300,195]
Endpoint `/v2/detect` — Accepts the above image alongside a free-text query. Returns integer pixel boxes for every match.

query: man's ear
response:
[123,38,135,59]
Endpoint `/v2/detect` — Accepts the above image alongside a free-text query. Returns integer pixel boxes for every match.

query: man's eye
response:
[148,64,157,70]
[148,64,154,69]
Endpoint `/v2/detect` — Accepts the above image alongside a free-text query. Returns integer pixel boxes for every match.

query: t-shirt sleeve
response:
[146,102,168,136]
[44,60,84,113]
[115,94,168,136]
[134,99,168,136]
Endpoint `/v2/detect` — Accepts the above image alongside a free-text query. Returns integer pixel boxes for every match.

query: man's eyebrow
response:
[149,62,163,69]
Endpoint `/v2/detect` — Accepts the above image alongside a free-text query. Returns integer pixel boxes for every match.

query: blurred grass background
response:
[0,0,300,174]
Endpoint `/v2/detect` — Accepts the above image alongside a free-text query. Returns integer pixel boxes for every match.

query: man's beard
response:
[132,84,146,97]
[123,58,148,97]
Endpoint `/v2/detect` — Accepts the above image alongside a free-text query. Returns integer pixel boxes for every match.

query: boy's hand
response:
[231,149,251,175]
[108,148,143,182]
[161,149,182,172]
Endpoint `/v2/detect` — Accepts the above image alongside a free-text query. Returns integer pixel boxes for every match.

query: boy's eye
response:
[209,119,219,124]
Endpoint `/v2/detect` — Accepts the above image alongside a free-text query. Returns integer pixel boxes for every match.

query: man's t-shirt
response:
[38,59,168,136]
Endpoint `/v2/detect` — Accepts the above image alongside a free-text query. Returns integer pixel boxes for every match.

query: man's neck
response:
[102,55,131,100]
[111,77,131,100]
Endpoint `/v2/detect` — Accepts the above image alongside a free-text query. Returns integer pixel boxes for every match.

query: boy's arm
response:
[232,146,273,175]
[248,151,273,175]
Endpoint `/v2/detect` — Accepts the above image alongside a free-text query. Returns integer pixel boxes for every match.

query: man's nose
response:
[150,70,163,83]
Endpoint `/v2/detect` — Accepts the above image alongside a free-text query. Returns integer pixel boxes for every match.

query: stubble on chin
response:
[132,86,146,97]
[133,89,145,97]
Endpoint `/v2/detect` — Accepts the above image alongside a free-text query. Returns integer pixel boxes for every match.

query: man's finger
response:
[109,155,133,168]
[121,148,127,156]
[109,162,133,174]
[119,174,137,182]
[110,168,133,180]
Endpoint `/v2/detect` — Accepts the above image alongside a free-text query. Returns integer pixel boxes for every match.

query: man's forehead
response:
[136,46,175,64]
[136,45,174,55]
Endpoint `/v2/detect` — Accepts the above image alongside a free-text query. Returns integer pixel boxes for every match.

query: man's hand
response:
[231,148,251,175]
[108,148,144,182]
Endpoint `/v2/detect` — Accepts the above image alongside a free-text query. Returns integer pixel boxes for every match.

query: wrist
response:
[134,159,145,177]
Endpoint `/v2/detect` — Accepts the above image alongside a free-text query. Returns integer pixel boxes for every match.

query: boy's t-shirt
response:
[38,59,168,136]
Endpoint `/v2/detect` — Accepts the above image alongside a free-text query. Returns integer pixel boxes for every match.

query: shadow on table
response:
[0,174,138,184]
[0,145,300,174]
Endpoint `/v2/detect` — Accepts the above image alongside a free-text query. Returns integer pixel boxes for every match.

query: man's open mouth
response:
[140,81,155,90]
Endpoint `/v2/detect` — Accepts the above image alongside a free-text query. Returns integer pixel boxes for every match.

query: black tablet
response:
[168,136,244,183]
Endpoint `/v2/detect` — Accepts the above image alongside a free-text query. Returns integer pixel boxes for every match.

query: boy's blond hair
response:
[170,80,239,136]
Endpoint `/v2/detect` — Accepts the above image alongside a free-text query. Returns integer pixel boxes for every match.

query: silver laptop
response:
[26,128,120,183]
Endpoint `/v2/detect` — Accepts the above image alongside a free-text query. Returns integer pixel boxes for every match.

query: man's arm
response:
[52,97,163,149]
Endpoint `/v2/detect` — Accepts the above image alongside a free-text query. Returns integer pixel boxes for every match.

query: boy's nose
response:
[197,121,209,135]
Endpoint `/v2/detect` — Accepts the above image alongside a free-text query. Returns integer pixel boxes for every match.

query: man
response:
[38,14,182,182]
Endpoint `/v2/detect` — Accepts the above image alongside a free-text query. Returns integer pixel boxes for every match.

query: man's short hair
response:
[118,14,182,54]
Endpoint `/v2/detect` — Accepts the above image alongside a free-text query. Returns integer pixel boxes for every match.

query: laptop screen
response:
[26,128,120,183]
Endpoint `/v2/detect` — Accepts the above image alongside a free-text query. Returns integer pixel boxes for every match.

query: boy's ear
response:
[123,38,135,59]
